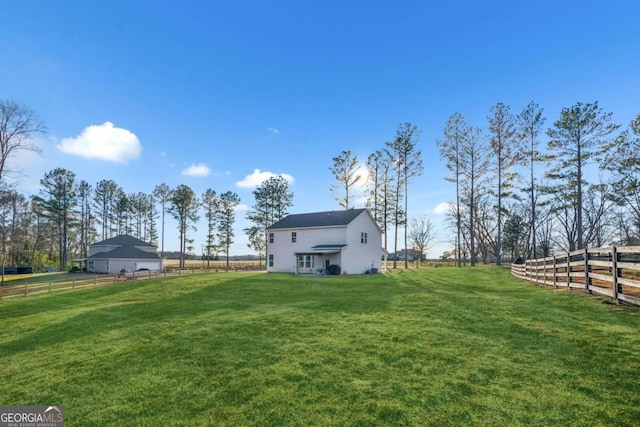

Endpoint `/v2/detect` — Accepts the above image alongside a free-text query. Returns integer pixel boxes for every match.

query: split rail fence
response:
[0,265,261,300]
[511,246,640,307]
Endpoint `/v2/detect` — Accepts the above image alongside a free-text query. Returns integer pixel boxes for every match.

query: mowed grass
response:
[1,268,639,426]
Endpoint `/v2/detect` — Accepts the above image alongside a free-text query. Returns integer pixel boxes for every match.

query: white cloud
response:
[236,169,295,189]
[434,202,452,215]
[235,203,249,212]
[182,163,212,177]
[267,128,280,134]
[57,122,141,163]
[354,195,368,207]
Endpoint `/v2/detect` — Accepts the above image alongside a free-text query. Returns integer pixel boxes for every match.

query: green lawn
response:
[1,268,639,426]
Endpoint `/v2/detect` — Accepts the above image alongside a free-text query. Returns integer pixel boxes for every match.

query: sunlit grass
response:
[1,268,639,426]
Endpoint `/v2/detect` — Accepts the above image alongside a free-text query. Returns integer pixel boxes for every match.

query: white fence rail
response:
[511,246,640,307]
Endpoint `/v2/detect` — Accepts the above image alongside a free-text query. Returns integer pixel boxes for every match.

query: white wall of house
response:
[88,259,162,274]
[268,226,348,273]
[88,260,108,273]
[341,212,382,274]
[267,211,382,275]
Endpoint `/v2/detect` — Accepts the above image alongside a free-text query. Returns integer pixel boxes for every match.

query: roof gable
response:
[91,234,154,247]
[267,208,368,230]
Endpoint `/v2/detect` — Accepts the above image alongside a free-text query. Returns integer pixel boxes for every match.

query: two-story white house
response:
[266,208,382,275]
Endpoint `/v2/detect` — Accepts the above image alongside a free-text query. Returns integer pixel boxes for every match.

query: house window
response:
[269,233,274,243]
[297,255,314,269]
[291,232,297,243]
[268,254,274,267]
[361,232,368,244]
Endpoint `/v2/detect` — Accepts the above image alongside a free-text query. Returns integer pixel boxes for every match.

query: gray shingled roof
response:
[268,209,367,230]
[88,246,160,260]
[92,235,154,247]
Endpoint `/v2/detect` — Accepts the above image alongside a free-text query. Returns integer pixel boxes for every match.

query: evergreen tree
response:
[169,185,199,268]
[386,122,423,268]
[37,168,77,271]
[217,191,240,269]
[546,101,620,249]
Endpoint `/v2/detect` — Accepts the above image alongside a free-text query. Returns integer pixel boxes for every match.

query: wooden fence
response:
[511,246,640,307]
[0,266,262,300]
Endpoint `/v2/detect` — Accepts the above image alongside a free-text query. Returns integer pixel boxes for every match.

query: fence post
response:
[566,252,571,290]
[612,245,619,303]
[94,274,97,287]
[584,247,590,294]
[0,283,2,299]
[553,255,558,289]
[49,281,51,293]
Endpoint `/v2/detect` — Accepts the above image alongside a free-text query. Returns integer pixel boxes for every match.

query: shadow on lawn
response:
[0,273,406,356]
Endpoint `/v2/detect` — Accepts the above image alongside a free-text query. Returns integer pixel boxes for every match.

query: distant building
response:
[266,208,382,275]
[85,235,162,274]
[390,248,424,261]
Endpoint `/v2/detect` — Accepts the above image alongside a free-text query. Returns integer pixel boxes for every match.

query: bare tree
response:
[602,113,640,239]
[0,99,46,185]
[582,181,616,248]
[329,150,361,210]
[408,216,436,267]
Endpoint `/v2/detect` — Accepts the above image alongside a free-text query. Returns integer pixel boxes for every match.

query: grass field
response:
[1,267,639,426]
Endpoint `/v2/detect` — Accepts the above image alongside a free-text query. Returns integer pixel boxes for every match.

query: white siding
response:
[268,227,347,273]
[267,210,382,275]
[342,211,382,274]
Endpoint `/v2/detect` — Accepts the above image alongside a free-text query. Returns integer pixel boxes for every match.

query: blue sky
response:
[2,1,639,257]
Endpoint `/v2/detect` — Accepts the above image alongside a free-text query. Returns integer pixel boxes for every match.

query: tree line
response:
[0,169,243,272]
[328,102,640,268]
[436,101,640,266]
[4,98,639,272]
[0,99,300,273]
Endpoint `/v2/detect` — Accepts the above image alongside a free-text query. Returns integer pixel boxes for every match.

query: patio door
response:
[297,255,315,274]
